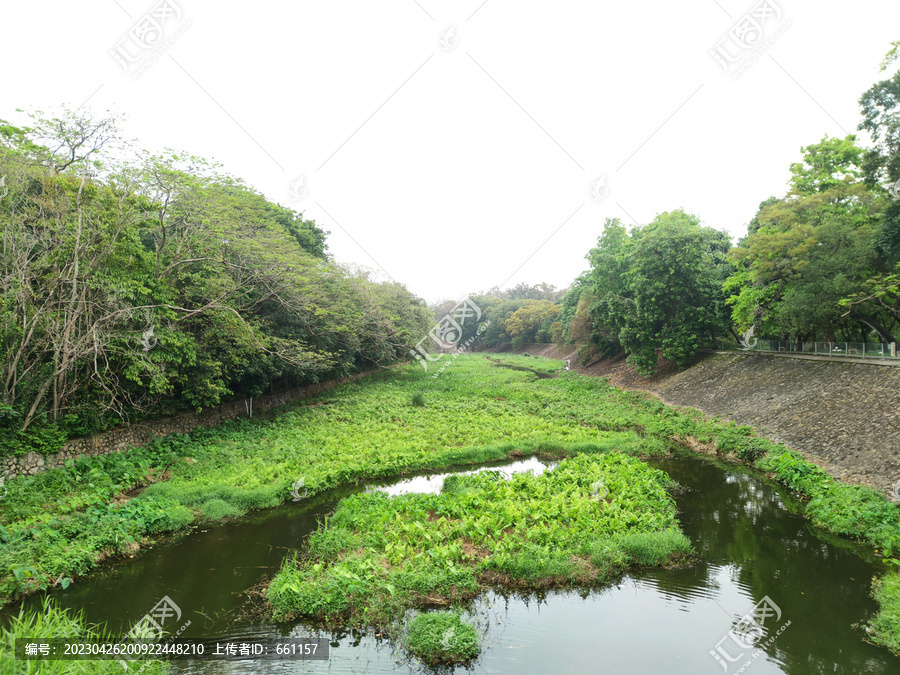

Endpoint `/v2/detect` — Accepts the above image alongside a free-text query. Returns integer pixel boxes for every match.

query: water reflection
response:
[373,456,553,497]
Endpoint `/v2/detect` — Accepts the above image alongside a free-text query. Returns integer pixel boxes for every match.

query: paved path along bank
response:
[489,344,900,496]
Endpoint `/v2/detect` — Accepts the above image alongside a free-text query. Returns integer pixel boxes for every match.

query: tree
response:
[0,109,432,455]
[617,211,731,372]
[859,43,900,258]
[725,135,888,342]
[502,300,559,343]
[840,262,900,340]
[579,213,731,374]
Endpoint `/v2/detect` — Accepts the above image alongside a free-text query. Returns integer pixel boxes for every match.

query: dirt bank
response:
[486,343,900,496]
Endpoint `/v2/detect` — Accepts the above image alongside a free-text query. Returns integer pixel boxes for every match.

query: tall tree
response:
[725,135,889,342]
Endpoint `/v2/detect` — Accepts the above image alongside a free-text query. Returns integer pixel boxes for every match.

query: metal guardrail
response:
[749,340,900,359]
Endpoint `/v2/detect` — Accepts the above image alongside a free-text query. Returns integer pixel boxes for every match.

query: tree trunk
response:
[853,312,897,344]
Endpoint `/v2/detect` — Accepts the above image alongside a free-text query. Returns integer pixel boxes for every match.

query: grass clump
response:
[615,529,694,566]
[403,611,479,665]
[410,391,426,407]
[198,498,242,520]
[267,452,692,627]
[715,424,769,462]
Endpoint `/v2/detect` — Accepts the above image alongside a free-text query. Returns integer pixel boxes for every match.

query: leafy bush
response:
[757,449,831,494]
[267,555,351,620]
[117,496,195,534]
[806,484,899,546]
[0,420,67,458]
[715,424,771,461]
[577,343,596,365]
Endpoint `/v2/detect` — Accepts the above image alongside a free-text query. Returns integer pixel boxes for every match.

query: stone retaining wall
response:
[647,353,900,492]
[495,345,900,494]
[2,371,374,479]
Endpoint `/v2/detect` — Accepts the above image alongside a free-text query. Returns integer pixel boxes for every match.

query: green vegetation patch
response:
[403,611,480,665]
[5,356,900,652]
[869,573,900,654]
[267,453,692,627]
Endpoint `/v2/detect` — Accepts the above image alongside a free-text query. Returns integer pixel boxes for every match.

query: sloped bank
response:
[645,353,900,494]
[490,344,900,496]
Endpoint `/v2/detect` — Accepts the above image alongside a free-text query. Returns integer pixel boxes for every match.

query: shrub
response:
[716,425,771,462]
[577,343,596,365]
[734,438,770,462]
[117,496,195,534]
[758,449,831,494]
[0,421,67,459]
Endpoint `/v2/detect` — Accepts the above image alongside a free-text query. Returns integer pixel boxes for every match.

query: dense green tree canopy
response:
[0,110,431,456]
[725,135,892,342]
[580,211,732,374]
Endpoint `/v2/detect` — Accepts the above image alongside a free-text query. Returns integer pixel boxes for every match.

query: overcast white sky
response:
[2,1,897,303]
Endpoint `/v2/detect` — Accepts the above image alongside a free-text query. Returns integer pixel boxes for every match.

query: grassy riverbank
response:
[2,354,900,654]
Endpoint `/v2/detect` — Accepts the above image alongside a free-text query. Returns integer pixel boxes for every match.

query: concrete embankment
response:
[487,344,900,495]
